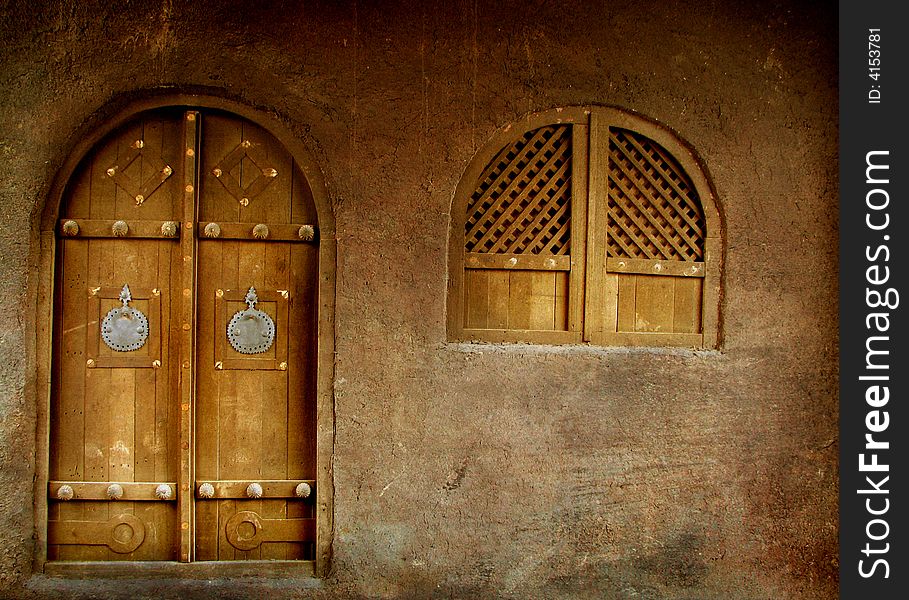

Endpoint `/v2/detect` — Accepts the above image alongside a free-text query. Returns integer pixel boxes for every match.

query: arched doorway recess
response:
[35,99,335,576]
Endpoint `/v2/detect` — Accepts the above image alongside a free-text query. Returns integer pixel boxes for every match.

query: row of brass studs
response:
[196,481,311,499]
[202,222,315,241]
[56,483,173,501]
[85,358,160,368]
[212,360,287,371]
[61,220,315,242]
[61,220,180,238]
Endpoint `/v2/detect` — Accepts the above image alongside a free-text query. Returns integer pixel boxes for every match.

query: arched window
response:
[448,107,721,347]
[36,99,335,576]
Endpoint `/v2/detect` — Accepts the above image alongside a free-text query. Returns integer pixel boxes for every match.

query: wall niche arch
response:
[447,106,723,347]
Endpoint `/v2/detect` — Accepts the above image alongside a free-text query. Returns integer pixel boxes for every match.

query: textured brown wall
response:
[0,1,837,598]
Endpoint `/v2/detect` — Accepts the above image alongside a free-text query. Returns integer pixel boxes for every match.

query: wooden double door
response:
[48,108,319,562]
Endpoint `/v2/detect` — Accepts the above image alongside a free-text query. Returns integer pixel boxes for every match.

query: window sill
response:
[446,337,721,358]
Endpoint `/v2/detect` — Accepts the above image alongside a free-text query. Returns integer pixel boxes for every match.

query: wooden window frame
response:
[32,95,336,578]
[447,106,722,348]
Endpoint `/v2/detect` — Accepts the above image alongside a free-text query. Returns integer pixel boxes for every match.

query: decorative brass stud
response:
[185,184,194,193]
[186,148,195,157]
[216,289,224,298]
[653,263,663,272]
[133,140,145,149]
[112,220,129,237]
[278,362,287,371]
[134,194,145,206]
[161,221,178,237]
[215,361,223,370]
[241,140,252,148]
[106,167,117,177]
[212,168,222,178]
[252,224,269,239]
[57,484,74,501]
[106,483,124,500]
[155,484,173,500]
[152,288,160,296]
[198,482,215,499]
[203,222,221,238]
[151,360,161,369]
[294,482,312,499]
[298,225,315,241]
[62,220,80,236]
[263,167,278,178]
[246,482,263,499]
[278,290,289,299]
[186,113,196,121]
[162,165,173,176]
[239,197,250,207]
[86,359,95,368]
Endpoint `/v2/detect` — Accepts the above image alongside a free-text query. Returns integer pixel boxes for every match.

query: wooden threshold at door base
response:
[43,560,316,579]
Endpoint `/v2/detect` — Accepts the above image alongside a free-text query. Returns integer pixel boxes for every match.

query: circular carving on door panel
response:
[108,514,146,554]
[225,510,264,551]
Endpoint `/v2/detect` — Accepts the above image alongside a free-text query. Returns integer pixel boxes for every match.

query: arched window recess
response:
[447,106,722,348]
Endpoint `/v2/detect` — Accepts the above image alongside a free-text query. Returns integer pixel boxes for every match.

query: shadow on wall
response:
[544,532,709,600]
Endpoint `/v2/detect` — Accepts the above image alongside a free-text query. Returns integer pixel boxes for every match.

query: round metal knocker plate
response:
[101,284,148,352]
[227,287,275,354]
[227,309,275,354]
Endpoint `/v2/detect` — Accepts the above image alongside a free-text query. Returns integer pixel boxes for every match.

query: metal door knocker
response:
[101,284,149,352]
[227,287,275,354]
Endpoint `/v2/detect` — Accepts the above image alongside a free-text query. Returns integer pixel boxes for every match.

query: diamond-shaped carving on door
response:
[210,139,279,206]
[105,138,174,206]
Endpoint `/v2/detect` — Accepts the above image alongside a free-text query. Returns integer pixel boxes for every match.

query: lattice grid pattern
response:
[465,125,571,255]
[607,128,705,261]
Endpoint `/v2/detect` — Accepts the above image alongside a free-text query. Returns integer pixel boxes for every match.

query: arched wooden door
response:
[48,108,320,563]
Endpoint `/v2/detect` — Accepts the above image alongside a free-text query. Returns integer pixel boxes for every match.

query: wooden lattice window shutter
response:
[449,107,721,347]
[606,128,705,262]
[465,125,572,256]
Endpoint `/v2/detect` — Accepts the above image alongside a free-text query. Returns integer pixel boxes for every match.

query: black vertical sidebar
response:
[840,2,907,597]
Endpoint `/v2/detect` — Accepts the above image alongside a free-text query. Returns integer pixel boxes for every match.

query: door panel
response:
[194,241,317,560]
[194,111,317,560]
[49,111,184,560]
[49,108,319,563]
[49,239,177,560]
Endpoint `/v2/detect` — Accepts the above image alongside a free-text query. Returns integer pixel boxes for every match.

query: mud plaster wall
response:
[0,1,837,598]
